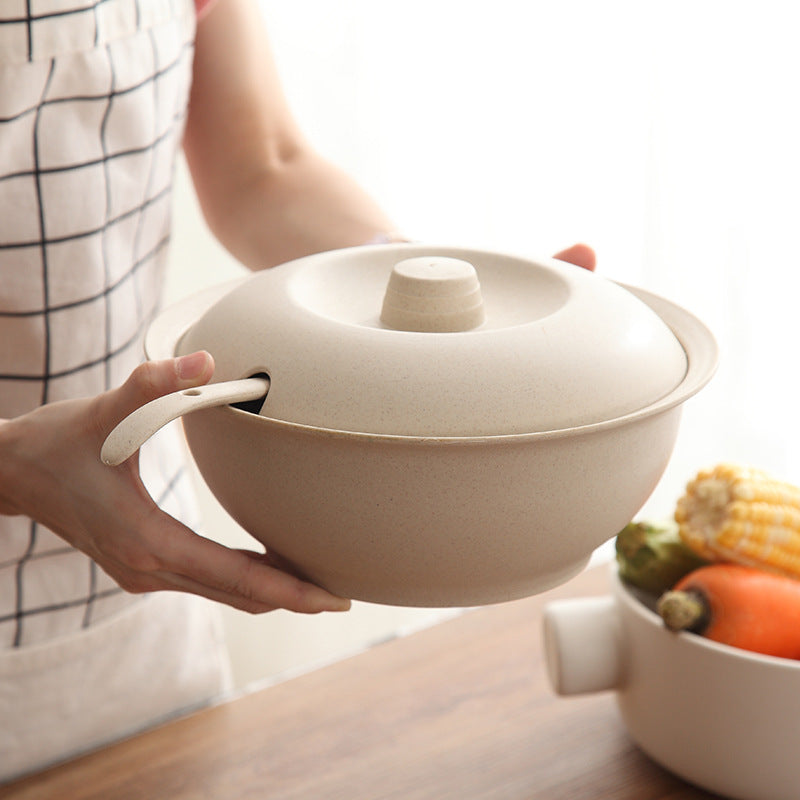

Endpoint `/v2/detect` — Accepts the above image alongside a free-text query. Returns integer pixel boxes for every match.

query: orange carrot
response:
[657,564,800,659]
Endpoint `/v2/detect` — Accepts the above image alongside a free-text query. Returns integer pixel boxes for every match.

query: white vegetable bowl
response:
[102,244,718,606]
[544,569,800,800]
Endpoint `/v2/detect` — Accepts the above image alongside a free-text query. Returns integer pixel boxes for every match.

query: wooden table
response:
[1,568,720,800]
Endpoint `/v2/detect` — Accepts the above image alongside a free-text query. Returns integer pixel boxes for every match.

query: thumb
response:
[99,351,215,438]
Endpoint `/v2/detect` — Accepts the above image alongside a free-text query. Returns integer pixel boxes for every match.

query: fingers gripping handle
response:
[542,595,622,695]
[100,377,270,466]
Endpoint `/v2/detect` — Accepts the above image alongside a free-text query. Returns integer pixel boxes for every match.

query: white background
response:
[166,0,800,688]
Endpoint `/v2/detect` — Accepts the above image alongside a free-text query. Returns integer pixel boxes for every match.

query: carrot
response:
[656,564,800,659]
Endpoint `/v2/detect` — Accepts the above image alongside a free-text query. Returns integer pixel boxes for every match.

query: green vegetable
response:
[615,520,709,596]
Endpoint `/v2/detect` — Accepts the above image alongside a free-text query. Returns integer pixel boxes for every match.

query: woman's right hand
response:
[0,351,351,615]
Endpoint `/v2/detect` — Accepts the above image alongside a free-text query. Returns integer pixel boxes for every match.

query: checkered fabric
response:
[0,0,199,647]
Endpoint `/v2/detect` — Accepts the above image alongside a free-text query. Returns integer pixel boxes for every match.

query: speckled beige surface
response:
[113,245,717,606]
[178,245,690,436]
[181,403,681,606]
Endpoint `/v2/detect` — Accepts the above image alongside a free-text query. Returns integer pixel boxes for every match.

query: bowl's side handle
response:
[542,595,622,695]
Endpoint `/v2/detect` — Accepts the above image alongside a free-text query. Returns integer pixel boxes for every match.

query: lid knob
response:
[380,256,486,332]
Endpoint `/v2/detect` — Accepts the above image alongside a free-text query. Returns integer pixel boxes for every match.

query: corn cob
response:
[675,463,800,580]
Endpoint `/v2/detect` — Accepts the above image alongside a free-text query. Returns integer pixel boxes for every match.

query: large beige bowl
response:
[116,245,717,606]
[544,569,800,800]
[181,401,681,605]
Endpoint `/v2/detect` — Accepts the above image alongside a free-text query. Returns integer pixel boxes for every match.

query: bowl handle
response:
[100,377,270,466]
[542,595,622,695]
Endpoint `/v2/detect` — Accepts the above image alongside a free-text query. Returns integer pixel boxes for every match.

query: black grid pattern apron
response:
[0,0,230,779]
[0,0,200,647]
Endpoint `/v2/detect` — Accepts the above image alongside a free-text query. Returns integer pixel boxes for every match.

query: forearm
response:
[183,0,401,271]
[192,146,399,270]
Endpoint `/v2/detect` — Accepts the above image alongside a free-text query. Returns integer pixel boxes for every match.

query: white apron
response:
[0,0,231,781]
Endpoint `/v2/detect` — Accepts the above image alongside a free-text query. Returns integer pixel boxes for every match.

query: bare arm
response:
[183,0,400,270]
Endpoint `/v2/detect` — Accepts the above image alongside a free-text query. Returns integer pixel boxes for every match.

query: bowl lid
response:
[167,244,696,436]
